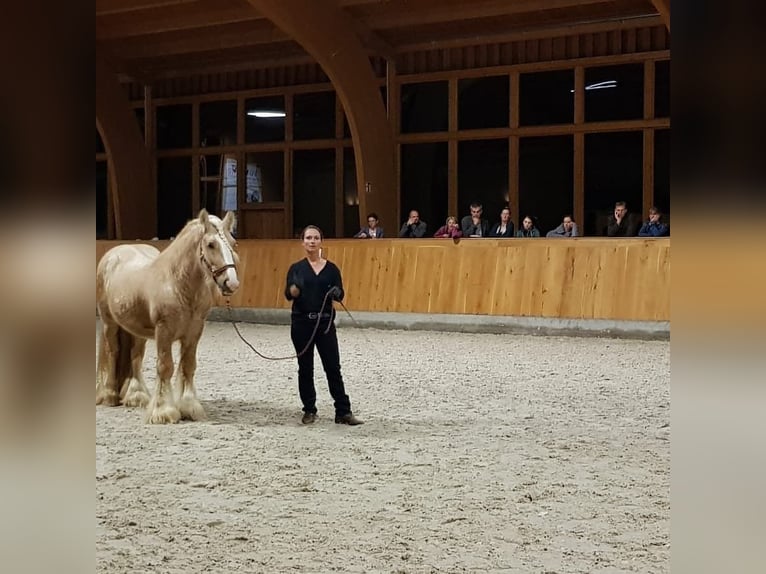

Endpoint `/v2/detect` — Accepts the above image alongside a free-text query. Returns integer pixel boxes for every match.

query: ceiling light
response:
[570,80,618,93]
[247,111,286,118]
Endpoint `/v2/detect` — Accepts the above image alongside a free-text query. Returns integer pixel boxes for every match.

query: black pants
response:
[290,318,351,417]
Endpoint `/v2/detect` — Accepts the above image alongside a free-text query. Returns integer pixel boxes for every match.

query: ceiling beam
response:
[97,0,262,40]
[96,0,199,16]
[649,0,670,31]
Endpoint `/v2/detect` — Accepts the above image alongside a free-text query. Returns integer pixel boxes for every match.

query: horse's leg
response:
[145,326,180,424]
[121,337,150,408]
[96,320,122,406]
[177,321,206,421]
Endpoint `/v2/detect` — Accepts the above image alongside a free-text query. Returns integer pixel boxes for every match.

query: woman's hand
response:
[289,284,300,298]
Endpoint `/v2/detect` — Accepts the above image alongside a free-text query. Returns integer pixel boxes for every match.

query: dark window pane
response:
[343,148,360,237]
[96,130,105,154]
[200,154,224,215]
[245,96,285,143]
[344,86,386,139]
[157,157,192,239]
[294,92,336,140]
[134,107,145,141]
[157,104,192,149]
[293,149,336,237]
[200,100,237,147]
[401,81,448,134]
[584,131,643,236]
[519,136,574,235]
[96,161,108,238]
[519,70,574,126]
[458,76,509,130]
[400,142,448,232]
[655,60,670,118]
[245,151,284,203]
[585,64,643,122]
[457,139,509,225]
[654,129,670,217]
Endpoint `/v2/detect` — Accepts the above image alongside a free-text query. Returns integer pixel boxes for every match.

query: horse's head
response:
[198,209,240,296]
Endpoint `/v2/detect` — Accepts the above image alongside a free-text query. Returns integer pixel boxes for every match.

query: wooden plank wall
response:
[96,238,669,321]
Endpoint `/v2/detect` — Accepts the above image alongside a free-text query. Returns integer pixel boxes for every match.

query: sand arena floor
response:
[96,321,670,573]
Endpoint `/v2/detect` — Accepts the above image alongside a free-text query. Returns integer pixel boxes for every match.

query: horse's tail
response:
[96,323,137,399]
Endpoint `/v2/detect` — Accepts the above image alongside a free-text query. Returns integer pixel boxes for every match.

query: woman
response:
[353,212,384,239]
[516,215,541,237]
[487,207,515,238]
[433,216,463,238]
[285,225,363,425]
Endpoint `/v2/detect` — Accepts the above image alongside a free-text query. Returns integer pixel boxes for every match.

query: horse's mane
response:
[154,218,207,282]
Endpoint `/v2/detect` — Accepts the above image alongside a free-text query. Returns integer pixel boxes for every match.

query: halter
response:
[199,230,237,279]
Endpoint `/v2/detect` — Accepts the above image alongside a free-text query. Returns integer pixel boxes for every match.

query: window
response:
[654,129,670,215]
[293,92,336,140]
[245,151,284,203]
[519,70,574,126]
[584,131,643,236]
[458,139,509,224]
[157,104,192,149]
[134,108,145,141]
[519,136,574,235]
[400,81,448,134]
[200,100,237,147]
[245,96,285,143]
[585,64,643,122]
[655,60,670,118]
[157,157,192,239]
[400,143,448,232]
[458,76,509,130]
[343,148,360,237]
[292,149,336,237]
[96,130,105,154]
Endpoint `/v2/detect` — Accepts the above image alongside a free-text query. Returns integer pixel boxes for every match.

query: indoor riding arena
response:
[97,0,671,572]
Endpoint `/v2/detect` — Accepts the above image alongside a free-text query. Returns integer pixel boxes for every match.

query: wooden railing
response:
[96,238,670,322]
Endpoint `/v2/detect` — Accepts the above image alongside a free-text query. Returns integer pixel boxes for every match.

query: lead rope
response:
[225,291,334,361]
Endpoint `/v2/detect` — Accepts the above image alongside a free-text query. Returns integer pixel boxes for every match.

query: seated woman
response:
[353,212,384,238]
[516,215,541,237]
[487,207,515,237]
[433,216,463,238]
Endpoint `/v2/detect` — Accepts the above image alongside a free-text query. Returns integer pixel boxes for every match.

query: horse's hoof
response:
[179,398,207,421]
[123,391,150,408]
[96,390,121,407]
[145,405,181,424]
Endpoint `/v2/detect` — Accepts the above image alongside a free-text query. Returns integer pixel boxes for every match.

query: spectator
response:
[546,215,580,238]
[398,210,427,238]
[487,207,515,238]
[354,212,384,239]
[460,202,490,237]
[516,215,541,237]
[638,207,670,237]
[433,216,463,238]
[606,201,640,237]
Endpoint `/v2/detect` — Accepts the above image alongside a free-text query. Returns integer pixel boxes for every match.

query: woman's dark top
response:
[284,259,345,318]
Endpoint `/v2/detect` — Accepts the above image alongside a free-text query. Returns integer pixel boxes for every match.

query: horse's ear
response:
[198,209,210,225]
[222,211,236,233]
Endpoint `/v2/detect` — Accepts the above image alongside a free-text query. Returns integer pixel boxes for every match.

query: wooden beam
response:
[96,0,198,15]
[248,0,397,234]
[649,0,670,31]
[96,52,156,239]
[97,0,262,40]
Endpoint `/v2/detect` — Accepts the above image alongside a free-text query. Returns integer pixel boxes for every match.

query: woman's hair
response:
[367,212,379,221]
[446,215,457,225]
[301,225,324,240]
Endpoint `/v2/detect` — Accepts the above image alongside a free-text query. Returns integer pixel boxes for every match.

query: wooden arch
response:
[248,0,397,232]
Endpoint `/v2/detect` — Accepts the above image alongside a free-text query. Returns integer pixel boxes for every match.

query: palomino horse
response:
[96,210,240,424]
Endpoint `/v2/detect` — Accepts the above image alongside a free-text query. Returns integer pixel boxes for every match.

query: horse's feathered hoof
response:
[96,389,121,407]
[145,404,181,424]
[178,397,207,421]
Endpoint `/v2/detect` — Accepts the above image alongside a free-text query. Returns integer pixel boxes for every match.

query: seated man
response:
[354,212,384,238]
[398,210,428,238]
[460,202,490,237]
[546,215,580,237]
[638,207,670,237]
[606,201,640,237]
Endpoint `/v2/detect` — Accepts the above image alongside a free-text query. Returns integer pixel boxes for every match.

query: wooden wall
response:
[96,238,669,322]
